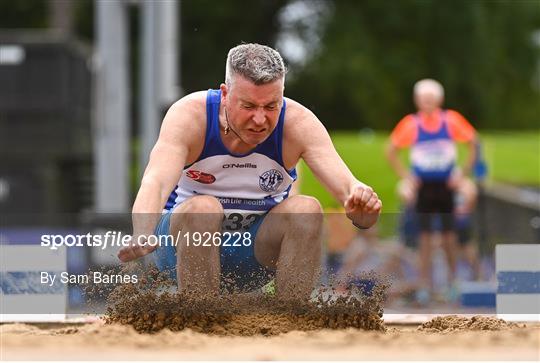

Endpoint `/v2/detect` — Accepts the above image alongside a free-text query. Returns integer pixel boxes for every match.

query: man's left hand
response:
[344,184,382,229]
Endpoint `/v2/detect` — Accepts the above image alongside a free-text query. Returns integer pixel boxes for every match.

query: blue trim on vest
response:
[415,110,451,142]
[164,189,178,210]
[497,271,540,294]
[412,109,455,181]
[220,201,278,211]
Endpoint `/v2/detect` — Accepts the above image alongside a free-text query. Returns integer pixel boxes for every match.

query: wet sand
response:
[2,317,539,361]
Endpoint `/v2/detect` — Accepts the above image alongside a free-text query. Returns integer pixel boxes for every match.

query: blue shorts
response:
[153,211,275,292]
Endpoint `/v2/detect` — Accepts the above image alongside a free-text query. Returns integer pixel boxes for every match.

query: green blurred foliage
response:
[180,0,289,90]
[1,0,539,130]
[0,0,47,28]
[285,0,540,130]
[73,0,93,41]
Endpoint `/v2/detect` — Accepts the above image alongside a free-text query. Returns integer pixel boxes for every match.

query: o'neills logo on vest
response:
[222,163,257,169]
[186,170,216,184]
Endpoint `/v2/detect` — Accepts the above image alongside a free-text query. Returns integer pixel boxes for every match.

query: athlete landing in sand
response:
[118,43,382,299]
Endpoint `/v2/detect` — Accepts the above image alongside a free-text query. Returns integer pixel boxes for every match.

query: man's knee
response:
[286,195,323,214]
[284,195,324,233]
[171,195,223,232]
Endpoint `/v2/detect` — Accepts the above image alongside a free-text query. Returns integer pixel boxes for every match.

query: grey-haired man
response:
[119,43,382,299]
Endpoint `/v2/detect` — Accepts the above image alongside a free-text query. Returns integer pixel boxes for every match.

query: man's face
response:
[220,75,284,146]
[414,92,443,114]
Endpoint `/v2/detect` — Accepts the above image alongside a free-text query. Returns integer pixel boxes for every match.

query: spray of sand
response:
[84,266,389,335]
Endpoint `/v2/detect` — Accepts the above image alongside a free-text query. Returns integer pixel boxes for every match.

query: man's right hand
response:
[118,235,157,263]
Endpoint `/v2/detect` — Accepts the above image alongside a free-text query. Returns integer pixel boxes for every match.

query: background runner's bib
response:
[410,110,456,181]
[163,89,297,231]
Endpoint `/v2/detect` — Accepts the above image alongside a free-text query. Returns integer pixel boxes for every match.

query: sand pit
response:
[2,318,539,360]
[3,272,538,360]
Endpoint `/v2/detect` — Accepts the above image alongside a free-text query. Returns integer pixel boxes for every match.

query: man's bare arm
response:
[119,93,206,262]
[287,103,382,228]
[284,103,355,203]
[385,142,410,180]
[463,138,477,176]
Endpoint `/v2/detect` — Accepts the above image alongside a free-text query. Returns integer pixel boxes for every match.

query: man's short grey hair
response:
[414,78,445,100]
[225,43,286,86]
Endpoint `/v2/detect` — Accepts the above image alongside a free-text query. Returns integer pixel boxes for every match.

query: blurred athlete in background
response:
[386,79,477,304]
